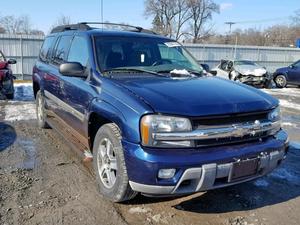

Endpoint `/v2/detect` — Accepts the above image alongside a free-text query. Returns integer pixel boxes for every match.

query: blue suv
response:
[33,23,289,202]
[274,60,300,88]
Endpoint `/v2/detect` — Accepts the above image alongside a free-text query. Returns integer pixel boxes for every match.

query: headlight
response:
[140,115,193,148]
[268,107,281,122]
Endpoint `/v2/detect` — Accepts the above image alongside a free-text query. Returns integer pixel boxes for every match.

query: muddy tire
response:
[275,75,287,88]
[6,93,14,100]
[36,90,49,129]
[93,123,137,202]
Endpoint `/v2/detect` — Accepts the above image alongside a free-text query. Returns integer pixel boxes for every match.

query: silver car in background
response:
[212,60,273,88]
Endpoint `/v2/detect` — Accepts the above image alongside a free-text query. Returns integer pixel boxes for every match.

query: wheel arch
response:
[87,99,136,151]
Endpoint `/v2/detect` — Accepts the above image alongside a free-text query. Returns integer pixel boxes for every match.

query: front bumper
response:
[123,130,288,195]
[239,75,269,86]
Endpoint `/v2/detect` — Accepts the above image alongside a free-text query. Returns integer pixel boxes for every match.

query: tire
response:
[6,93,14,100]
[274,75,287,88]
[264,79,273,89]
[36,90,49,128]
[93,123,137,202]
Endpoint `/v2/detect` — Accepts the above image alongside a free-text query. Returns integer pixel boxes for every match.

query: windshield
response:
[94,36,203,75]
[234,60,258,66]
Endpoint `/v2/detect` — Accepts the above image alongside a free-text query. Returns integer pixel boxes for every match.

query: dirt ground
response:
[1,83,300,225]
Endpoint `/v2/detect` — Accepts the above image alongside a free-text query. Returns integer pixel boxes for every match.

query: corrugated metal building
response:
[0,34,44,79]
[1,34,300,79]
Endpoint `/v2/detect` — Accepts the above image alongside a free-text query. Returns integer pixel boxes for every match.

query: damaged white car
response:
[212,60,273,88]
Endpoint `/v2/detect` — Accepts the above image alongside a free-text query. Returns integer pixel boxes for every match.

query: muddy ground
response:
[1,83,300,225]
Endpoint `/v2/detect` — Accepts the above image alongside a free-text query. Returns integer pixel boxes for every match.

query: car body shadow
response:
[0,122,17,152]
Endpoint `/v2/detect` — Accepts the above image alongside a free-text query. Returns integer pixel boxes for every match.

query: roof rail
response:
[50,23,92,34]
[50,22,157,35]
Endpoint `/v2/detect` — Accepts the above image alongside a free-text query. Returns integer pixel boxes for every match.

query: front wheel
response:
[275,75,287,88]
[93,123,137,202]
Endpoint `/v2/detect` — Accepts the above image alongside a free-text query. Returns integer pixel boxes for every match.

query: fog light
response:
[158,169,176,179]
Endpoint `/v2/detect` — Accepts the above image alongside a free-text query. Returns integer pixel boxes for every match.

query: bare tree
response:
[145,0,178,38]
[187,0,219,43]
[49,15,71,33]
[291,9,300,25]
[144,0,219,41]
[0,15,32,34]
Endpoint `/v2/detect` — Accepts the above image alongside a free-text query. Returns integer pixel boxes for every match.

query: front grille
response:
[191,111,269,128]
[191,111,271,147]
[195,131,269,147]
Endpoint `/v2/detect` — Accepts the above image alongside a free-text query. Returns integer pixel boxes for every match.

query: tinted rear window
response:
[53,35,73,65]
[39,36,55,62]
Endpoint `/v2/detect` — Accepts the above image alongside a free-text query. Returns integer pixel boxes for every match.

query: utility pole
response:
[225,22,236,33]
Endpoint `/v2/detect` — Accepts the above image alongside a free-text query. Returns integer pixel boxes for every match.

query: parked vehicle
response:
[0,50,17,99]
[33,23,289,202]
[212,59,273,88]
[274,60,300,88]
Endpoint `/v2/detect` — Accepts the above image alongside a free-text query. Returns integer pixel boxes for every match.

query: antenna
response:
[101,0,104,30]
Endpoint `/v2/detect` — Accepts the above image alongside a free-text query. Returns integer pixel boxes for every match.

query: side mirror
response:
[8,58,17,64]
[59,62,87,78]
[289,64,295,68]
[200,63,210,72]
[210,70,217,76]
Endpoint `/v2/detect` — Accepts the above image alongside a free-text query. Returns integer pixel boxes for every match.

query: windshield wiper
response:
[102,68,169,77]
[157,69,203,77]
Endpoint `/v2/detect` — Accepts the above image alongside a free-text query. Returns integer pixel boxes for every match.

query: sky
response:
[0,0,299,34]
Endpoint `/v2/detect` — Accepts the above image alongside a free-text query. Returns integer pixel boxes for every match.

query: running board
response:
[45,110,93,163]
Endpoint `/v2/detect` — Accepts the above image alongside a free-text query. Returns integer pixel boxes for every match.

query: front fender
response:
[89,98,142,143]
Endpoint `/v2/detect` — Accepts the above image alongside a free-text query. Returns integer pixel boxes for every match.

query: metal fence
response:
[184,43,300,72]
[0,34,44,79]
[1,33,300,79]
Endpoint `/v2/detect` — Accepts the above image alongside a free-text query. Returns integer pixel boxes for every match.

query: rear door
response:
[44,35,73,118]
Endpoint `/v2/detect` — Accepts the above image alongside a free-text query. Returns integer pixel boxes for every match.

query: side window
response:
[67,36,89,67]
[39,36,55,62]
[53,35,72,65]
[293,60,300,68]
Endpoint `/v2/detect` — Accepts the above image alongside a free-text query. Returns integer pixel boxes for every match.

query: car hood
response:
[113,76,277,117]
[234,65,267,76]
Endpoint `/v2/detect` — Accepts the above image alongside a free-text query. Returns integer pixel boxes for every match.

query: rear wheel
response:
[275,75,287,88]
[36,90,49,128]
[93,123,137,202]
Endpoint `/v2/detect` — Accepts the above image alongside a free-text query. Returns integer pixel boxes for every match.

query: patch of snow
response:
[129,207,152,214]
[289,141,300,150]
[263,88,300,98]
[282,122,299,128]
[279,99,300,111]
[4,103,36,121]
[253,178,269,187]
[12,83,34,101]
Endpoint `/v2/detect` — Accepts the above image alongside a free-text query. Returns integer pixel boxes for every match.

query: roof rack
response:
[50,22,157,35]
[50,23,91,33]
